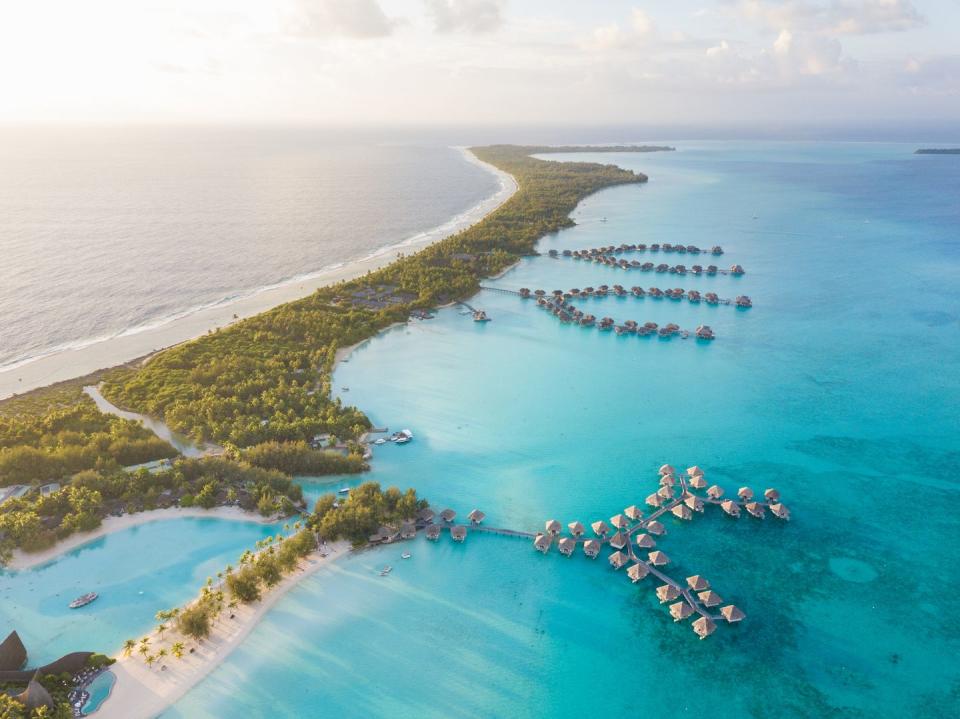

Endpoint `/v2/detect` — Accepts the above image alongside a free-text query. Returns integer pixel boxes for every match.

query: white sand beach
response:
[0,149,517,400]
[7,506,277,571]
[97,540,351,719]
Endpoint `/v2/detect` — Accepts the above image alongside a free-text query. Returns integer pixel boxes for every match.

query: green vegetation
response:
[242,440,366,475]
[0,659,114,719]
[0,399,177,487]
[0,456,304,562]
[312,481,425,546]
[97,146,646,448]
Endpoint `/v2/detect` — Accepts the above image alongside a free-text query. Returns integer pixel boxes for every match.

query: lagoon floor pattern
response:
[5,142,958,718]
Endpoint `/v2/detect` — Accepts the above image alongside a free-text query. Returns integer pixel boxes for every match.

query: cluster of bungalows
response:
[421,506,489,543]
[548,243,724,258]
[549,250,745,277]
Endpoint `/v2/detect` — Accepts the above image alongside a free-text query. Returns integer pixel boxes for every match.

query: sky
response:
[0,0,957,128]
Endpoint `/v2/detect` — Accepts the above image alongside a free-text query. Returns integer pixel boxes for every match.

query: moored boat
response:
[69,592,98,609]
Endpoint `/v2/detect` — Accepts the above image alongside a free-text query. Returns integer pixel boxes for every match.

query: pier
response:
[419,464,788,639]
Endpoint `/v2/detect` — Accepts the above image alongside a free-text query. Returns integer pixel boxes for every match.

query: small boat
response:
[379,565,393,576]
[401,552,412,559]
[472,310,491,322]
[373,438,387,445]
[393,429,413,445]
[338,487,350,495]
[69,592,98,609]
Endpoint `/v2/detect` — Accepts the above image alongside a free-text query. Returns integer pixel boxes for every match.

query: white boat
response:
[379,565,393,576]
[69,592,98,609]
[338,487,350,494]
[394,429,413,445]
[373,438,387,445]
[401,552,412,559]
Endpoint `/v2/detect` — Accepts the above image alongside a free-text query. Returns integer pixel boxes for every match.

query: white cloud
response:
[733,0,925,36]
[287,0,400,38]
[424,0,503,34]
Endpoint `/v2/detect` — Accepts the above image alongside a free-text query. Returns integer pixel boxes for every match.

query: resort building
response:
[698,590,723,608]
[467,509,486,525]
[669,601,694,622]
[533,533,552,553]
[567,521,586,537]
[450,526,467,542]
[608,551,629,570]
[646,521,665,536]
[686,575,710,591]
[583,539,601,558]
[591,520,611,537]
[545,519,562,535]
[425,525,442,541]
[624,505,643,521]
[721,605,746,623]
[634,533,656,549]
[693,616,717,639]
[648,551,670,566]
[627,563,649,582]
[656,584,680,603]
[558,537,576,556]
[440,509,457,523]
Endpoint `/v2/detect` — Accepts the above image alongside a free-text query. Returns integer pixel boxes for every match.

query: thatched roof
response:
[745,501,765,518]
[684,496,704,512]
[609,531,628,550]
[558,537,576,555]
[467,509,486,524]
[15,672,54,712]
[568,521,585,536]
[610,514,630,529]
[0,631,27,672]
[591,520,611,536]
[659,464,676,476]
[646,520,665,536]
[770,503,791,520]
[686,575,710,591]
[656,584,680,603]
[635,533,656,549]
[648,550,670,566]
[764,488,780,501]
[692,616,717,639]
[533,533,552,552]
[689,475,707,489]
[659,474,676,487]
[698,590,723,607]
[738,487,754,500]
[671,504,692,520]
[624,505,643,521]
[707,485,724,498]
[669,600,694,622]
[400,521,416,539]
[721,605,746,623]
[440,509,457,522]
[583,539,601,557]
[545,519,562,534]
[608,550,629,569]
[627,563,649,582]
[686,466,704,477]
[425,525,442,540]
[645,493,663,508]
[721,499,740,517]
[418,507,435,522]
[450,525,467,541]
[657,486,675,500]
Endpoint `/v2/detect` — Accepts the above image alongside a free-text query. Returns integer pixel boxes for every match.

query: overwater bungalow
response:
[659,464,676,476]
[591,520,611,537]
[689,475,708,490]
[580,314,596,326]
[655,263,669,273]
[646,493,663,508]
[669,600,694,622]
[583,539,601,558]
[662,243,674,252]
[657,485,675,500]
[608,551,629,570]
[687,465,705,478]
[642,262,655,271]
[650,243,661,251]
[686,575,710,591]
[720,605,746,623]
[711,245,724,255]
[687,245,701,253]
[648,550,670,566]
[706,485,724,499]
[695,325,716,340]
[545,519,562,535]
[730,264,745,275]
[518,287,531,298]
[426,524,442,540]
[693,616,717,639]
[533,533,552,553]
[583,286,595,295]
[647,286,663,297]
[674,264,687,274]
[688,290,702,302]
[440,509,457,523]
[558,537,576,556]
[656,584,680,603]
[547,249,558,257]
[646,520,666,536]
[597,285,609,295]
[631,286,645,296]
[534,289,547,297]
[451,525,467,542]
[627,563,650,583]
[735,295,753,308]
[659,473,675,486]
[610,514,630,530]
[704,292,720,304]
[613,285,626,295]
[721,499,741,517]
[745,502,765,519]
[706,265,719,275]
[671,504,693,521]
[468,509,486,525]
[635,533,656,549]
[624,505,644,521]
[738,487,754,501]
[562,249,573,257]
[764,488,780,501]
[568,521,586,537]
[770,502,791,520]
[684,495,705,513]
[698,590,723,607]
[418,507,436,523]
[691,264,704,274]
[609,531,629,550]
[400,521,417,539]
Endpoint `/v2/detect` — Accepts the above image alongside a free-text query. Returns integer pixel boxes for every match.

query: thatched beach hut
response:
[770,503,791,520]
[568,521,586,537]
[583,539,601,558]
[533,533,552,553]
[608,551,629,570]
[467,509,486,525]
[687,466,704,478]
[451,525,467,542]
[646,521,666,536]
[689,475,707,490]
[627,563,650,583]
[14,673,54,712]
[721,605,746,623]
[738,487,754,501]
[425,525,442,540]
[656,584,680,603]
[440,509,457,523]
[610,514,630,531]
[707,485,724,499]
[684,495,704,513]
[659,464,676,476]
[693,616,717,639]
[669,601,694,622]
[648,550,670,566]
[645,493,663,508]
[545,519,562,535]
[745,501,765,518]
[698,590,723,608]
[418,507,436,523]
[764,488,780,502]
[671,504,692,521]
[558,537,576,556]
[609,531,629,550]
[721,499,741,517]
[686,575,710,591]
[635,533,656,549]
[624,505,644,521]
[591,520,611,537]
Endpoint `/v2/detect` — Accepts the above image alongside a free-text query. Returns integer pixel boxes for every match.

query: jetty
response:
[421,464,788,639]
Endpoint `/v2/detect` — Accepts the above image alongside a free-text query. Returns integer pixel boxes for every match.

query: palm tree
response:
[122,639,136,657]
[145,654,156,668]
[157,648,168,661]
[138,644,149,658]
[157,623,167,639]
[171,642,185,660]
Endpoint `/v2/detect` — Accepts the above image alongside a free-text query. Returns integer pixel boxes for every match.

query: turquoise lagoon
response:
[169,142,959,718]
[0,517,280,664]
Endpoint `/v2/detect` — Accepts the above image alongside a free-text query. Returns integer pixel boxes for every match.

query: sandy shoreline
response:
[0,149,517,400]
[97,540,352,719]
[7,506,277,571]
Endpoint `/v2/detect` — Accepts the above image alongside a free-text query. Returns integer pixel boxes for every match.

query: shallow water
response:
[163,141,959,718]
[0,517,280,664]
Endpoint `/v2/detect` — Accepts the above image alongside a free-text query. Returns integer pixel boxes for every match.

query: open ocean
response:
[3,140,958,718]
[0,127,498,371]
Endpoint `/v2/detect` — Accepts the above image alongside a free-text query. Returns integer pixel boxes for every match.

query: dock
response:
[421,464,787,639]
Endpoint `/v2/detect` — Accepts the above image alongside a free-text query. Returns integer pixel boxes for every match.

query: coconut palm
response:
[122,639,136,657]
[171,642,185,660]
[157,623,167,638]
[145,654,156,668]
[157,648,168,661]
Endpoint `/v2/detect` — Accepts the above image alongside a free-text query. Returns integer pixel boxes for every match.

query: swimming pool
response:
[82,670,116,715]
